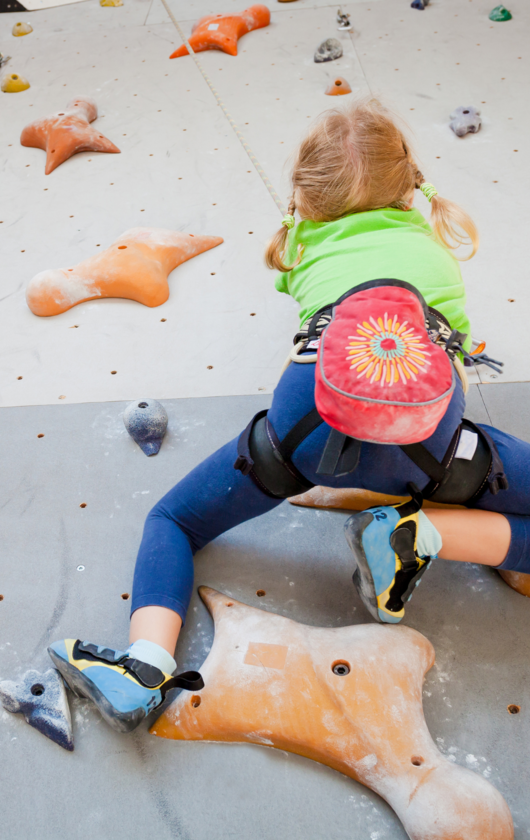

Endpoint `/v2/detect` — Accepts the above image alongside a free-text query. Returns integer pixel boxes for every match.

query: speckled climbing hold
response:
[170,5,270,58]
[26,228,224,316]
[1,72,30,93]
[411,0,429,9]
[449,106,482,137]
[123,398,168,456]
[152,587,514,840]
[20,96,120,175]
[12,21,33,36]
[0,668,73,751]
[314,38,343,63]
[489,4,512,21]
[325,76,351,96]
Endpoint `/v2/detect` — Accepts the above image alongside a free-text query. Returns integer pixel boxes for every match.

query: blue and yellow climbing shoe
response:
[48,640,203,733]
[344,489,432,624]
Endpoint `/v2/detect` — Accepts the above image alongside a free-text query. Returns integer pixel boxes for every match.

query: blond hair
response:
[265,100,478,272]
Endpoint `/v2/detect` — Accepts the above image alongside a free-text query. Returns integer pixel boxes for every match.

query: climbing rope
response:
[160,0,287,216]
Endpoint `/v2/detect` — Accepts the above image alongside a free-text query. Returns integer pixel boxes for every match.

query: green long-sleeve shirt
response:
[275,207,471,350]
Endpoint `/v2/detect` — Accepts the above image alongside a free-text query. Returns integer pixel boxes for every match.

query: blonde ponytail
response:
[265,198,304,272]
[416,173,479,260]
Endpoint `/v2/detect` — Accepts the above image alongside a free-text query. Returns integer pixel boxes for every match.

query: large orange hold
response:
[499,569,530,596]
[152,587,513,840]
[20,96,120,175]
[170,4,270,58]
[26,228,224,316]
[289,486,463,511]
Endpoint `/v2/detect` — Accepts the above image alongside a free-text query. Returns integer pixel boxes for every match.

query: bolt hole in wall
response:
[121,593,130,600]
[508,704,521,714]
[332,660,351,676]
[191,695,201,708]
[0,595,4,602]
[79,503,87,508]
[37,433,44,438]
[411,756,424,767]
[256,589,266,597]
[31,684,45,697]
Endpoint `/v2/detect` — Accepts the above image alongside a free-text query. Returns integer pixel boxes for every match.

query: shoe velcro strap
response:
[76,640,128,665]
[166,671,205,693]
[123,658,165,688]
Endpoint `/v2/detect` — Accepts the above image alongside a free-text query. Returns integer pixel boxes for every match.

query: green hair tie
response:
[420,182,438,202]
[281,214,295,230]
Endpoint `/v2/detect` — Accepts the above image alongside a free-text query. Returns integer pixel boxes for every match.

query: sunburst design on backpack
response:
[345,313,431,387]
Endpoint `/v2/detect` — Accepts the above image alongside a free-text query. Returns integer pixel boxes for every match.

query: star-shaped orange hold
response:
[26,228,224,316]
[20,96,120,175]
[170,4,270,59]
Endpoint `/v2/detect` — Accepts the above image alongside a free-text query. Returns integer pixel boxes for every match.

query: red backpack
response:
[314,280,455,445]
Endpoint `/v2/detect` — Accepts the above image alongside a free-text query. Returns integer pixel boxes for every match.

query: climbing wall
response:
[1,0,527,408]
[1,2,529,839]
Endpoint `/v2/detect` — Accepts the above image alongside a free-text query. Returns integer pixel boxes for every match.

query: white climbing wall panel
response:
[0,0,526,407]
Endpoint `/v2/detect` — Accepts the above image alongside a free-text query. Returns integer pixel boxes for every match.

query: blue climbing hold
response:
[0,668,73,751]
[123,398,168,456]
[411,0,429,8]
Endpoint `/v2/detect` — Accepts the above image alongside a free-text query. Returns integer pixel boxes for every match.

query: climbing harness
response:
[235,280,508,503]
[161,0,286,216]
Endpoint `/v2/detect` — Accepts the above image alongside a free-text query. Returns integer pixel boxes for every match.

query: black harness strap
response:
[277,407,323,461]
[234,409,269,476]
[399,442,449,486]
[317,429,361,477]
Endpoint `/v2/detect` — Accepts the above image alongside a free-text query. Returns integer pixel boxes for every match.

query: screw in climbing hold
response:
[449,106,482,137]
[332,661,351,676]
[0,668,73,751]
[123,398,168,456]
[489,5,512,21]
[1,73,30,93]
[325,77,352,96]
[314,38,343,63]
[12,21,33,36]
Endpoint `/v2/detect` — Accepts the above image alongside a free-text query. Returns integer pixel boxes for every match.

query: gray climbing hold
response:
[411,0,429,9]
[449,106,482,137]
[123,398,168,456]
[0,668,73,751]
[336,9,351,30]
[314,38,343,63]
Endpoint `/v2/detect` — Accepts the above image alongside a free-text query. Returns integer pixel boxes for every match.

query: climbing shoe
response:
[344,491,432,624]
[48,639,204,733]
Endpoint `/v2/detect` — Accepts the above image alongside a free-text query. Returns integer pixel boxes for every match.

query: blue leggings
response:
[131,362,530,623]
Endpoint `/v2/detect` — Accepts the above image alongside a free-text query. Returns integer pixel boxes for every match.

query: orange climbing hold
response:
[20,96,120,175]
[26,228,224,316]
[152,587,513,840]
[325,76,352,95]
[170,4,270,58]
[499,569,530,596]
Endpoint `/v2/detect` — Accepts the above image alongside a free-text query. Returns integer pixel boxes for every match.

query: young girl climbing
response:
[49,101,529,732]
